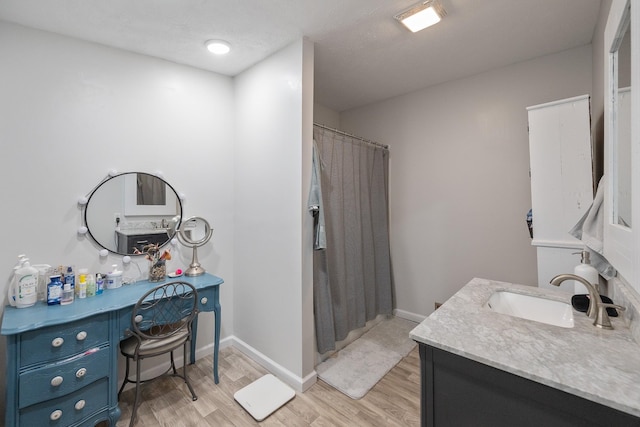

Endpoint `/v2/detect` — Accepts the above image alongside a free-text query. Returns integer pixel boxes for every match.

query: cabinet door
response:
[420,344,640,427]
[527,95,593,248]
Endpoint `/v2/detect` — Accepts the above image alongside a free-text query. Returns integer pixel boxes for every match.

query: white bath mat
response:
[234,374,296,421]
[315,316,417,399]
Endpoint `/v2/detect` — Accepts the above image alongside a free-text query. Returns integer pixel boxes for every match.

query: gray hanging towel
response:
[308,140,327,250]
[569,176,616,280]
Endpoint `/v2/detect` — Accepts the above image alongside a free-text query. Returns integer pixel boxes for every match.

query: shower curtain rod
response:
[313,123,389,150]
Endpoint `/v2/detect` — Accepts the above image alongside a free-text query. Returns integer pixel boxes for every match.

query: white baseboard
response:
[128,323,462,395]
[394,308,427,323]
[119,335,317,394]
[231,336,317,392]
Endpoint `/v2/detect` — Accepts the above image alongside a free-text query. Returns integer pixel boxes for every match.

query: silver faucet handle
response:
[593,303,626,330]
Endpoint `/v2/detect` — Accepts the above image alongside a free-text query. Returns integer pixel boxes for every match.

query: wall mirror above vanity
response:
[613,8,632,230]
[604,0,639,291]
[84,172,182,255]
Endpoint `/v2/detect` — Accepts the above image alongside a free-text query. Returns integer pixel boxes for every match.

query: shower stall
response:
[310,124,393,355]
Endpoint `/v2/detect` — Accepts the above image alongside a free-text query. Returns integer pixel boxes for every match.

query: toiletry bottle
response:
[13,254,27,270]
[9,258,38,308]
[106,265,123,289]
[96,274,104,295]
[32,263,52,302]
[573,250,599,294]
[47,275,63,306]
[77,270,87,299]
[64,266,75,296]
[86,273,96,297]
[61,283,74,305]
[8,256,26,305]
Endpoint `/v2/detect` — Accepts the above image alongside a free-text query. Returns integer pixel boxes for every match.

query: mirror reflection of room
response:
[136,173,166,206]
[84,172,182,255]
[614,11,631,228]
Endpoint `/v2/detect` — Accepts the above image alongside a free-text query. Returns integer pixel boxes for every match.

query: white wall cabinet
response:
[527,95,594,290]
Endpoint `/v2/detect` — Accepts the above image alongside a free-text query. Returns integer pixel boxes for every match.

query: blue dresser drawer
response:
[20,314,109,366]
[20,377,109,427]
[117,286,217,339]
[198,287,217,312]
[19,345,110,408]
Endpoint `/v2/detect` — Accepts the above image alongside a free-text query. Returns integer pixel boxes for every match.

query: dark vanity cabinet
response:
[419,344,640,427]
[116,230,169,254]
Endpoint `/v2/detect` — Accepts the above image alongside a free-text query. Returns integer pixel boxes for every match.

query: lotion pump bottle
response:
[573,250,599,294]
[10,258,38,308]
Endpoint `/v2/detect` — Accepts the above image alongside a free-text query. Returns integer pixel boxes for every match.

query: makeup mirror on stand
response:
[177,216,213,276]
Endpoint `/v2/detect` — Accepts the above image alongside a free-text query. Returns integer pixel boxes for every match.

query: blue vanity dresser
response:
[2,273,223,427]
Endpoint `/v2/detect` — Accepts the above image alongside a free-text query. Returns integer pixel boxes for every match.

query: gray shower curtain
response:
[312,125,393,354]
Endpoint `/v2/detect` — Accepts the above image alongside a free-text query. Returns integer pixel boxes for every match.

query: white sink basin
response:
[484,291,574,328]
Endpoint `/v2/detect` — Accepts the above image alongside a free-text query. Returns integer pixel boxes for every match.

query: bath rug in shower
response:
[315,316,417,399]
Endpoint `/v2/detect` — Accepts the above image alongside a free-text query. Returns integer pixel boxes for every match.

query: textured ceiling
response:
[0,0,601,112]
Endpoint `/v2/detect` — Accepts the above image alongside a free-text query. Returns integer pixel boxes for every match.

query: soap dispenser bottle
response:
[573,250,599,294]
[9,258,38,308]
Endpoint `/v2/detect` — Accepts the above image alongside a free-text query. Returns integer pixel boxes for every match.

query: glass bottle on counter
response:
[61,283,74,305]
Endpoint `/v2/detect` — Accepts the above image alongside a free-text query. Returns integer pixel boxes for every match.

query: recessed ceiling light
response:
[395,0,446,33]
[205,40,231,55]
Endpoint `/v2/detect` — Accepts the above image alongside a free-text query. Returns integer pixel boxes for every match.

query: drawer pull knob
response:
[51,376,64,387]
[76,368,87,378]
[52,337,64,348]
[134,315,143,323]
[201,297,208,305]
[75,400,86,410]
[76,331,87,341]
[50,409,63,421]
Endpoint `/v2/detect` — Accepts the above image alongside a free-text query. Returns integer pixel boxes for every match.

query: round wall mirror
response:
[85,172,182,255]
[177,216,213,276]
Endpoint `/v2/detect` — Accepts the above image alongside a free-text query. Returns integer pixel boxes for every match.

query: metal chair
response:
[118,281,199,426]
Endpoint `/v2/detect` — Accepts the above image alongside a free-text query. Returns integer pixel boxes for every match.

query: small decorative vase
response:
[148,262,166,282]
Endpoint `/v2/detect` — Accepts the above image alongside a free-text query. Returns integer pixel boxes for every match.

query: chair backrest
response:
[130,281,199,340]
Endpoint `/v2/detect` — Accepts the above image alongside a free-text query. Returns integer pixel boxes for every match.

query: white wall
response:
[313,103,340,128]
[341,45,593,318]
[234,39,316,390]
[0,21,236,416]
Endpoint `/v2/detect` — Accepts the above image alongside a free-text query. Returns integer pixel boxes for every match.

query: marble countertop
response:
[410,278,640,417]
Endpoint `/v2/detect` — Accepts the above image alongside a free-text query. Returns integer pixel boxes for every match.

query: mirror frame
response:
[177,216,213,276]
[604,0,638,289]
[84,172,183,256]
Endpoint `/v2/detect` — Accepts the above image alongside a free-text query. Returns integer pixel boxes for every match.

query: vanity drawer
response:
[20,314,109,366]
[20,377,108,427]
[19,345,110,408]
[198,287,217,312]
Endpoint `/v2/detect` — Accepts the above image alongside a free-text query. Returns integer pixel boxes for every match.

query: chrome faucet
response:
[550,273,625,329]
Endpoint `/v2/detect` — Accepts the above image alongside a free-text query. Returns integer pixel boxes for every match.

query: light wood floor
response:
[116,345,420,426]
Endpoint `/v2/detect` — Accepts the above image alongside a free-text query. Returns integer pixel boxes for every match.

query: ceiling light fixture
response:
[395,0,446,33]
[205,40,231,55]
